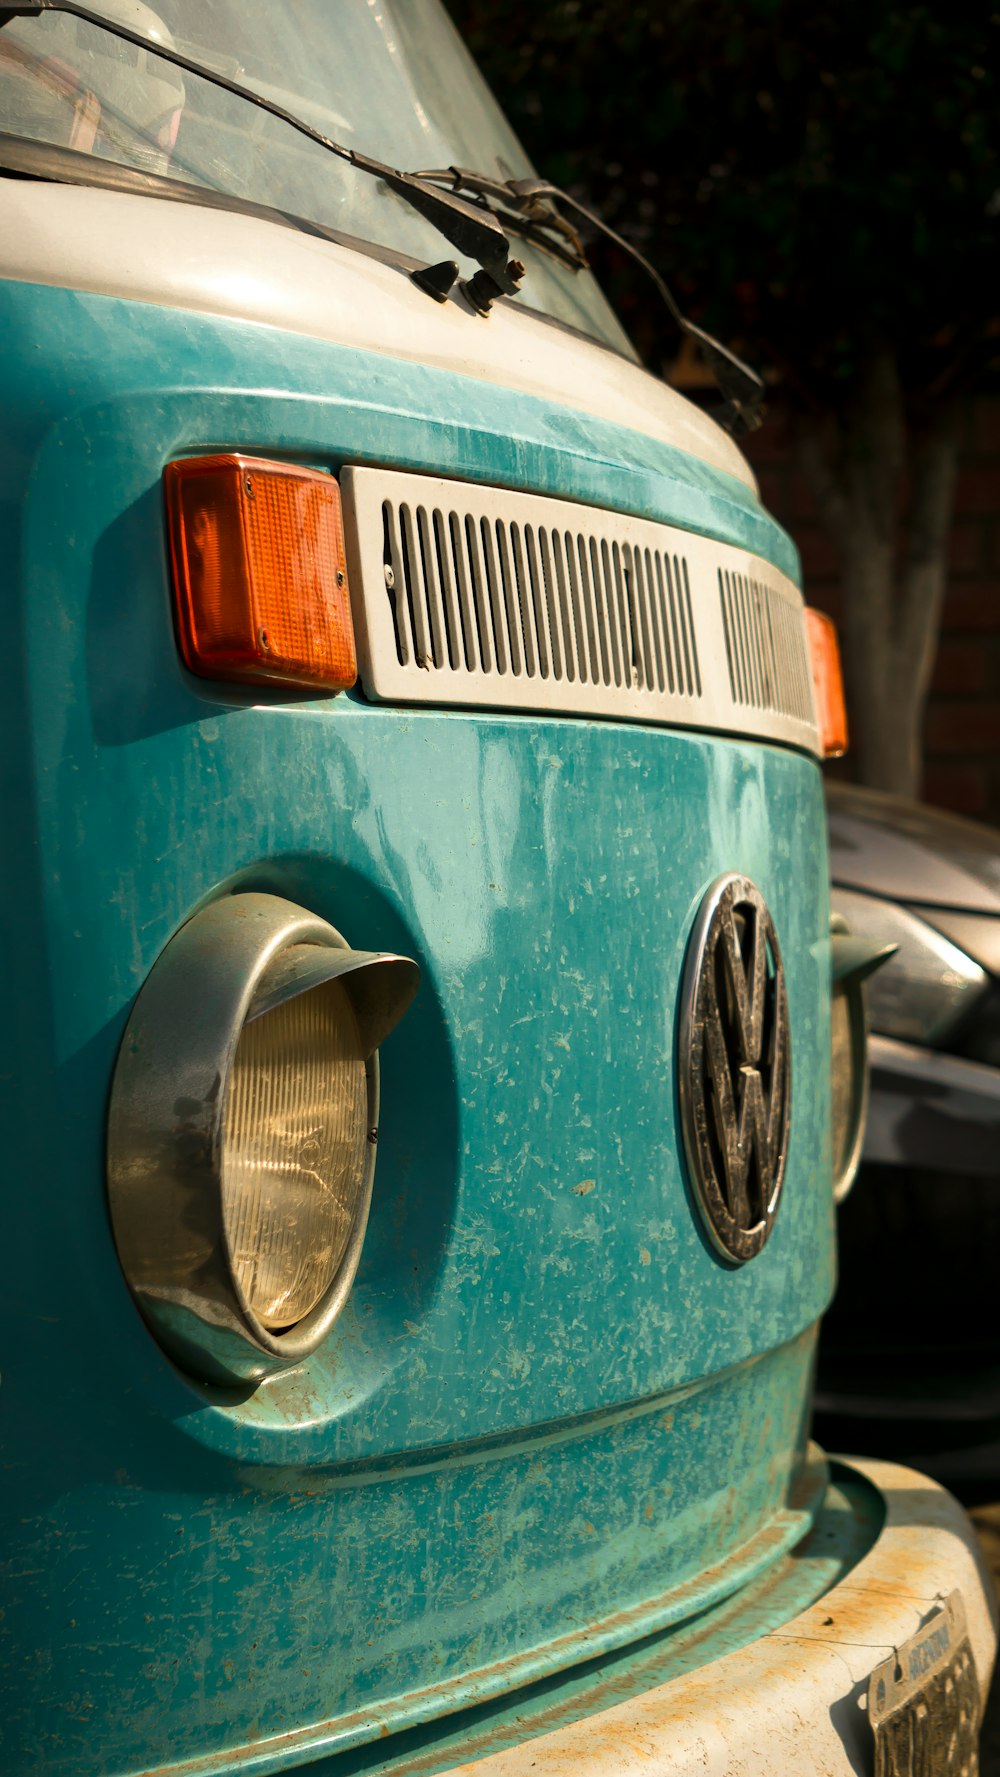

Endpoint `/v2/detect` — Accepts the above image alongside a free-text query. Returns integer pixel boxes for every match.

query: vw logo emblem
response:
[679,874,791,1263]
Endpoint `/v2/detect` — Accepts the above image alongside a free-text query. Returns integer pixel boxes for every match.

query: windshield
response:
[0,0,634,355]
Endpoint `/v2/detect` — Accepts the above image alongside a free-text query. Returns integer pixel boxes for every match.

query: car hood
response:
[826,784,1000,916]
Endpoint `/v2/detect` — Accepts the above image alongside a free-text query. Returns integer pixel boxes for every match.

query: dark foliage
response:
[445,1,1000,404]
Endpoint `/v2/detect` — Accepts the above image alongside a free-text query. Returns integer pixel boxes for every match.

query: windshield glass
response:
[0,0,634,355]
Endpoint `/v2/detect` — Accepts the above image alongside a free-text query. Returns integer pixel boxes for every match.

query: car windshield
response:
[0,0,635,356]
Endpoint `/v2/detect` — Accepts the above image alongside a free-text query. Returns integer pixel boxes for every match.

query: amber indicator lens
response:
[164,454,357,690]
[805,607,849,758]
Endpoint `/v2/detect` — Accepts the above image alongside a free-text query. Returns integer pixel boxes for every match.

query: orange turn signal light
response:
[805,607,849,758]
[164,454,356,691]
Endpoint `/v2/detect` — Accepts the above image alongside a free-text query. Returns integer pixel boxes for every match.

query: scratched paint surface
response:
[302,1465,884,1777]
[0,279,833,1775]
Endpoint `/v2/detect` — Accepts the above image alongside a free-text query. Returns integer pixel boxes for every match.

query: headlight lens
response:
[829,981,861,1197]
[223,979,369,1331]
[827,916,895,1204]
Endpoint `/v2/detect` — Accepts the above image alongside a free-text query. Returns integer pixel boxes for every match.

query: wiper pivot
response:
[349,151,521,297]
[417,165,764,433]
[418,165,589,273]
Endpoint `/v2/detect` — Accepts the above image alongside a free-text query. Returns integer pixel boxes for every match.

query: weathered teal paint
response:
[0,279,799,580]
[0,273,833,1775]
[308,1465,884,1777]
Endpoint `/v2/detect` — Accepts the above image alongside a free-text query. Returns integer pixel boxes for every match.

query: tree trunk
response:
[796,351,961,800]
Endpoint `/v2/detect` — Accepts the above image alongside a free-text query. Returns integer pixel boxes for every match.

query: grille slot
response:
[345,470,819,754]
[384,504,707,705]
[719,570,813,723]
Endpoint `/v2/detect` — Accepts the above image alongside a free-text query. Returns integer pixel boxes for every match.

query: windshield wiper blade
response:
[418,166,765,434]
[0,0,526,296]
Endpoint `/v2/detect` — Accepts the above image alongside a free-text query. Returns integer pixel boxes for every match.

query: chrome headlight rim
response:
[829,924,869,1205]
[107,892,417,1385]
[828,912,893,1205]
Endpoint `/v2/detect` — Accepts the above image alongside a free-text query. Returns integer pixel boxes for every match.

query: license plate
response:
[868,1591,981,1777]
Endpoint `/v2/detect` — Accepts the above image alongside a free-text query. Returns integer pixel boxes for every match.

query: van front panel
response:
[0,242,833,1775]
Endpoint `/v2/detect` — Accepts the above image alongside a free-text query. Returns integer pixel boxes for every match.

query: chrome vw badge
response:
[679,874,791,1263]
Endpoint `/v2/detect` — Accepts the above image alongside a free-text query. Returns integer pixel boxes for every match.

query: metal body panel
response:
[864,1034,1000,1173]
[0,179,757,489]
[0,277,796,587]
[827,782,1000,915]
[925,906,1000,978]
[417,1457,997,1777]
[0,270,832,1774]
[831,884,988,1045]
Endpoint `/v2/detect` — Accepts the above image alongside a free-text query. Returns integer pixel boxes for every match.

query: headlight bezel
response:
[828,913,896,1204]
[829,947,869,1204]
[107,892,418,1386]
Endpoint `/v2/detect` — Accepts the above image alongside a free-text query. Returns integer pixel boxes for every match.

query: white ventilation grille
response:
[719,570,814,725]
[342,469,819,755]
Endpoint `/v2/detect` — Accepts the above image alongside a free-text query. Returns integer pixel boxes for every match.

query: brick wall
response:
[741,396,1000,828]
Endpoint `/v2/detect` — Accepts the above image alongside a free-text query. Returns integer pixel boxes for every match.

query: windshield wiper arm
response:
[417,166,765,434]
[2,1,763,429]
[0,0,526,296]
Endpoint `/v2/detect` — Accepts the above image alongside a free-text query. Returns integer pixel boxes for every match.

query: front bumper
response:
[427,1457,997,1777]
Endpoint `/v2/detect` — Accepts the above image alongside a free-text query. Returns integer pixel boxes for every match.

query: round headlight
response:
[828,915,895,1204]
[829,974,867,1203]
[107,894,418,1385]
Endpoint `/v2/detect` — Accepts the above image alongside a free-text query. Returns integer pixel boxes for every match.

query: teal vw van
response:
[0,3,995,1774]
